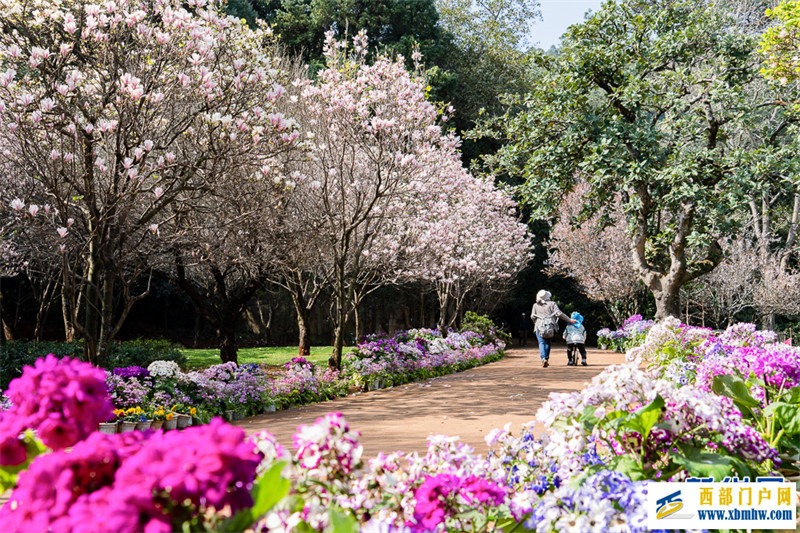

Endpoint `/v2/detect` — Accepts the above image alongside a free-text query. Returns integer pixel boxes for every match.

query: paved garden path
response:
[234,345,626,457]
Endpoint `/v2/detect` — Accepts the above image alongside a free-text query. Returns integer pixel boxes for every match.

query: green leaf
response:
[634,395,665,442]
[222,461,290,532]
[608,455,646,480]
[712,374,760,416]
[673,445,736,481]
[781,386,800,404]
[328,508,359,533]
[767,402,800,435]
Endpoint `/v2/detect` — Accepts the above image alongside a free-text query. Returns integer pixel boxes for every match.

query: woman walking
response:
[531,290,576,367]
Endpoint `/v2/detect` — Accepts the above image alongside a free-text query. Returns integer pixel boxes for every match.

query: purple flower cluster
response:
[0,355,113,463]
[597,315,655,351]
[285,356,315,372]
[111,365,150,378]
[525,470,650,532]
[1,418,260,533]
[344,329,504,386]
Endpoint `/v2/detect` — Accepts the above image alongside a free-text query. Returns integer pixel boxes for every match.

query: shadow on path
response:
[233,345,627,457]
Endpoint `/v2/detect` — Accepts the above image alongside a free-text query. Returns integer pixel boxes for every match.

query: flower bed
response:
[4,320,798,532]
[101,327,505,425]
[343,328,505,391]
[596,314,654,351]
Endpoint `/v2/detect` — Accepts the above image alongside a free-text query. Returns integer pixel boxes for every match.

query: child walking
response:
[563,312,587,366]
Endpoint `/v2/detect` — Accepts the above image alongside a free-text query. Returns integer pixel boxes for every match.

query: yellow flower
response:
[189,407,196,416]
[166,413,173,420]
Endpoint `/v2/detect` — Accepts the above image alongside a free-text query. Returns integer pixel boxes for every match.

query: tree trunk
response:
[329,272,348,370]
[83,253,102,365]
[296,307,311,356]
[95,272,115,368]
[354,306,362,340]
[762,313,776,332]
[61,283,76,342]
[290,292,312,356]
[331,322,345,370]
[437,287,450,336]
[654,285,681,320]
[218,322,239,364]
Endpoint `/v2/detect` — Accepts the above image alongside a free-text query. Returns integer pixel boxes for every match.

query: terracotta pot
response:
[150,420,164,430]
[119,421,137,432]
[163,417,178,430]
[98,422,118,434]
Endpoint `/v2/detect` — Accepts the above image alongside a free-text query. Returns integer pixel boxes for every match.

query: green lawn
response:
[180,346,340,369]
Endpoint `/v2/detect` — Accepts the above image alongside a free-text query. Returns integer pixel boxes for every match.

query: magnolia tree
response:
[287,32,456,369]
[0,0,298,365]
[400,157,532,330]
[547,183,642,328]
[163,161,301,364]
[271,193,335,356]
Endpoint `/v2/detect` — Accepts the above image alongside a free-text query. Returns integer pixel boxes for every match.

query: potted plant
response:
[150,407,167,430]
[99,411,121,434]
[119,406,145,432]
[171,403,196,429]
[162,410,177,430]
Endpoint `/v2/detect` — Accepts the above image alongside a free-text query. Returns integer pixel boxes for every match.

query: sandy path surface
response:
[233,345,626,456]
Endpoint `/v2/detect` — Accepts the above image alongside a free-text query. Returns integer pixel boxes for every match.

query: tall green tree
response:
[476,0,798,319]
[436,0,541,161]
[242,0,448,69]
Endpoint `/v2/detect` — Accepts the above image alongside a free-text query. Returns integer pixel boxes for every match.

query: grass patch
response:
[180,346,339,369]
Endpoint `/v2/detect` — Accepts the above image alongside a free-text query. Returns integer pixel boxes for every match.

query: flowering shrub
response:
[1,344,797,532]
[0,355,113,470]
[597,314,655,352]
[102,326,504,421]
[628,318,800,476]
[343,328,504,390]
[1,420,259,533]
[146,360,181,378]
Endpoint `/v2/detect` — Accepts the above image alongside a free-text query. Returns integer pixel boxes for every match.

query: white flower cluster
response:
[146,360,181,378]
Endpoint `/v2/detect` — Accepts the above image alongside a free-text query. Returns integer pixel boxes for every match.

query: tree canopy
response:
[475,0,799,318]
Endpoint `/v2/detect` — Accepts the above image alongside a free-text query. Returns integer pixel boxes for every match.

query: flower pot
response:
[98,422,117,434]
[176,414,192,429]
[163,417,178,430]
[264,403,276,413]
[233,411,245,420]
[151,420,164,430]
[225,410,235,421]
[135,420,152,431]
[119,421,137,432]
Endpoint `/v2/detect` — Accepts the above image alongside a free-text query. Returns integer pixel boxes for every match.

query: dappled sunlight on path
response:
[233,345,627,456]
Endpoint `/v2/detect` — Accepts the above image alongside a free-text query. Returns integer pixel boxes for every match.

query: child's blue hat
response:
[571,312,584,325]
